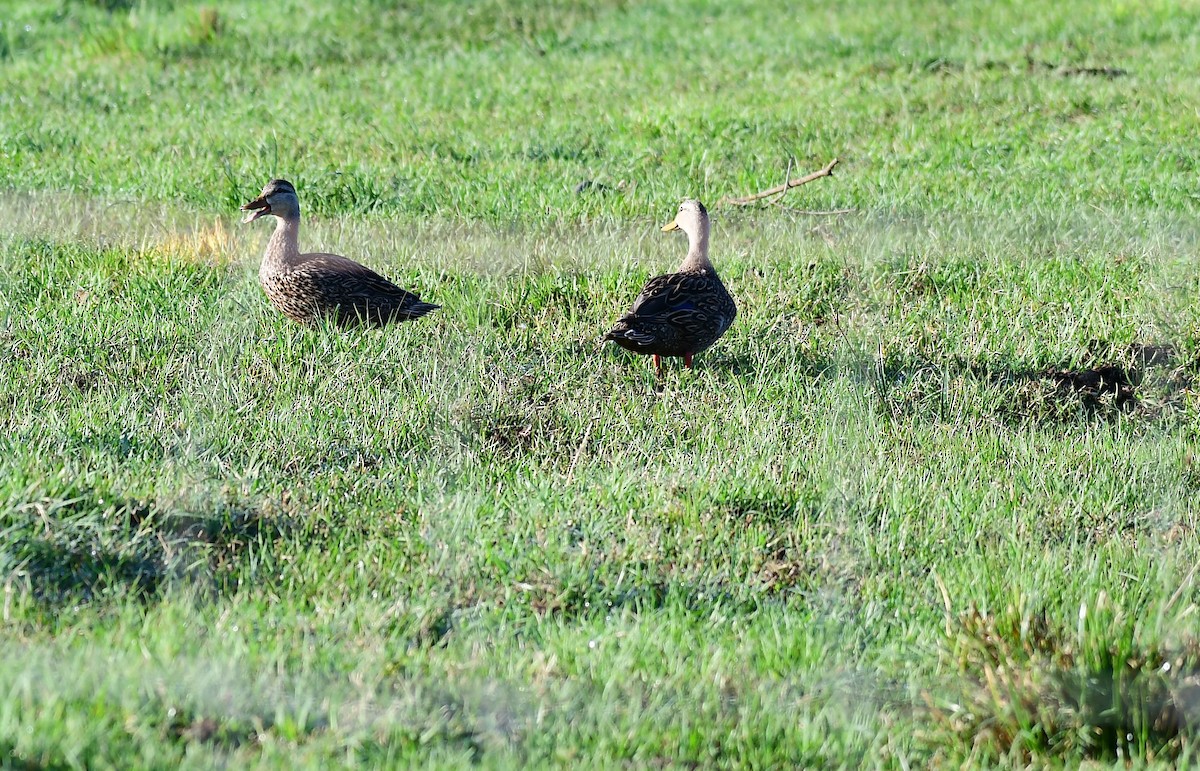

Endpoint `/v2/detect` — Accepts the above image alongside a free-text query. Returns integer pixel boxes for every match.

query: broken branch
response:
[723,158,839,206]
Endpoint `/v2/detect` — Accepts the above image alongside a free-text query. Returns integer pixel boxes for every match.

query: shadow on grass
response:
[697,347,834,380]
[1,489,294,604]
[512,566,789,622]
[860,341,1193,425]
[78,0,137,11]
[72,428,166,462]
[715,489,805,525]
[917,55,1129,80]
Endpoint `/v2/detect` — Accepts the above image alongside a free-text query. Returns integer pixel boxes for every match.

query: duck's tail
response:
[403,300,440,320]
[603,320,655,351]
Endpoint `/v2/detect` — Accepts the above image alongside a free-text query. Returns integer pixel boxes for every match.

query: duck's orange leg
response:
[653,354,662,377]
[684,352,694,369]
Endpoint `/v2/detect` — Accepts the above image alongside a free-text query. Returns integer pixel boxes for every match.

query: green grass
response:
[3,0,1200,767]
[3,0,1200,218]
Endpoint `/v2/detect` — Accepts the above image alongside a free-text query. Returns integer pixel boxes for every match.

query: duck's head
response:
[661,199,709,241]
[241,179,299,223]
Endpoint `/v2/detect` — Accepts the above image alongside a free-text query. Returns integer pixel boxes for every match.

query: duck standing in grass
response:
[241,179,438,327]
[604,199,736,375]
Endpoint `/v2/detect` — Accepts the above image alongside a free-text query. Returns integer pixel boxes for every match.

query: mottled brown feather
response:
[262,252,438,328]
[604,268,736,358]
[244,178,438,329]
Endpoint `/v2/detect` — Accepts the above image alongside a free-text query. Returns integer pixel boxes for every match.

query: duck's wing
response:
[625,271,719,320]
[605,270,734,354]
[292,252,439,325]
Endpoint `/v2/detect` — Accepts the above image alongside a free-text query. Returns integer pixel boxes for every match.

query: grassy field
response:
[3,0,1200,767]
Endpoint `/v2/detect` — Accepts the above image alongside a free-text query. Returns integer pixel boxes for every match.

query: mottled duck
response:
[604,199,736,375]
[241,179,438,327]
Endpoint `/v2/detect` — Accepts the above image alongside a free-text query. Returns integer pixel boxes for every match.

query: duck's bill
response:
[240,196,270,223]
[661,220,679,232]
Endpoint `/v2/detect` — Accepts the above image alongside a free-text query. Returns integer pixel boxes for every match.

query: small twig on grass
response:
[770,204,858,216]
[723,158,839,206]
[930,568,953,638]
[564,419,595,486]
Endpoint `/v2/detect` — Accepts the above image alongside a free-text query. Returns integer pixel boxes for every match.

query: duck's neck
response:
[678,228,712,272]
[264,214,301,267]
